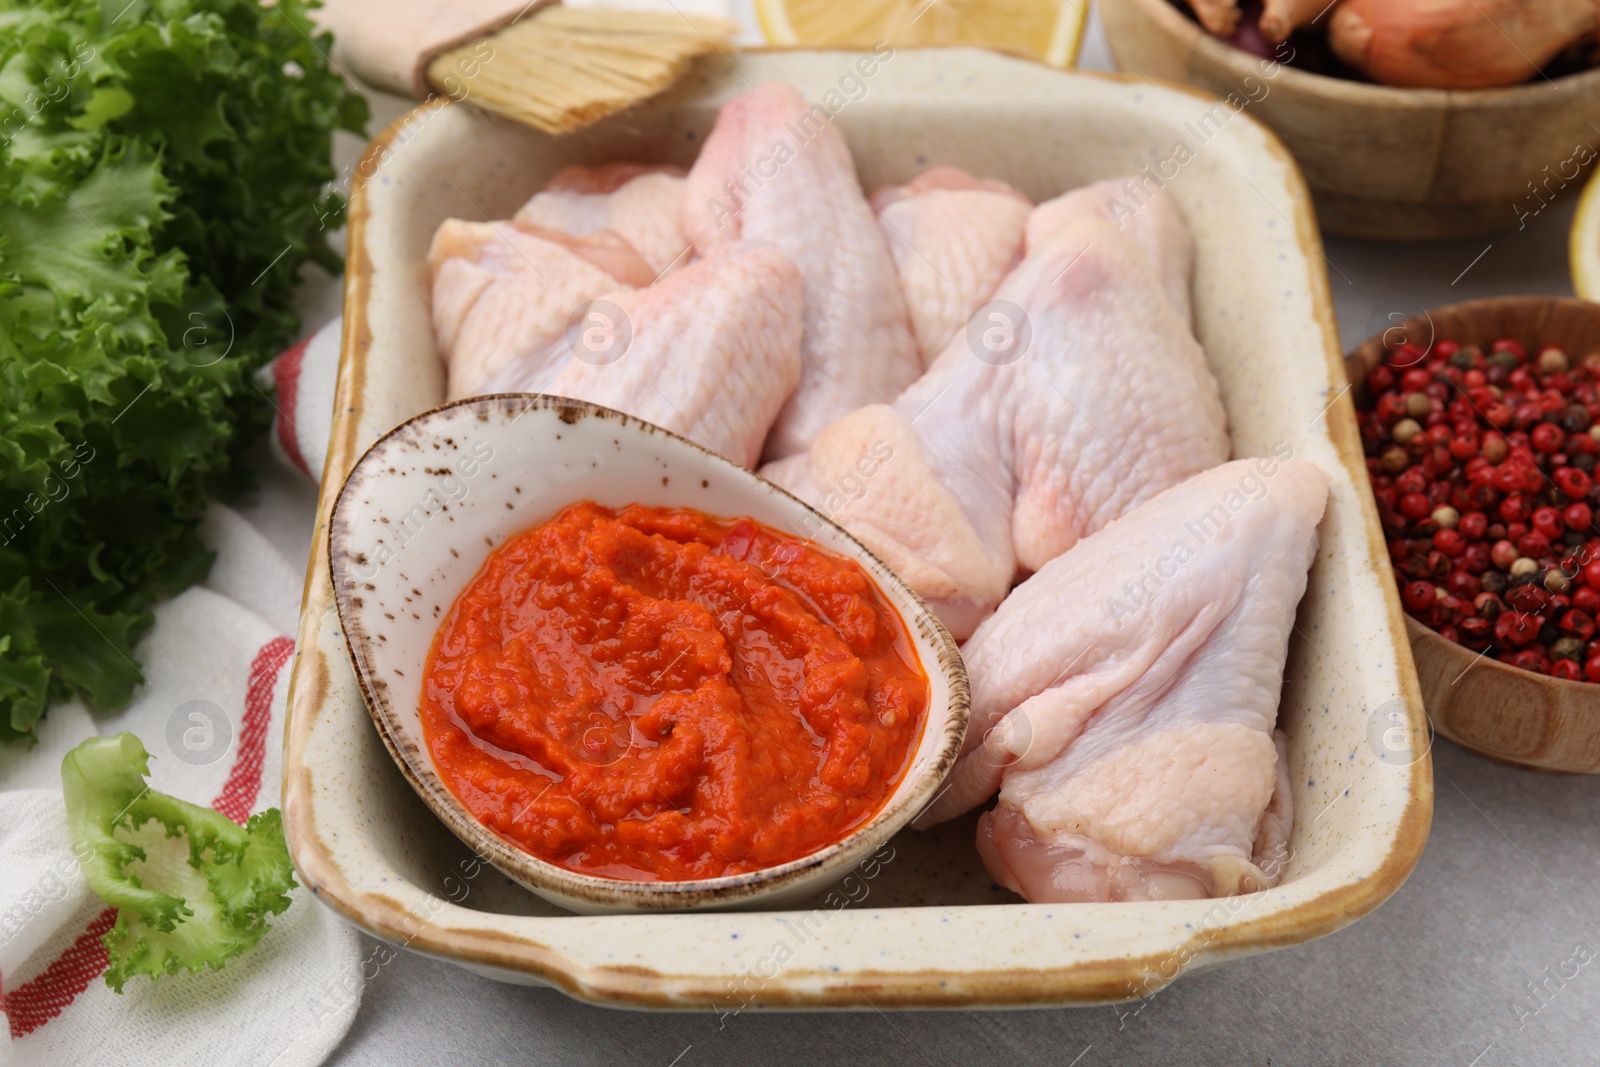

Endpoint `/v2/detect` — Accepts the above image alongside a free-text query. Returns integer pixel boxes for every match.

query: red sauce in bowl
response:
[420,502,930,882]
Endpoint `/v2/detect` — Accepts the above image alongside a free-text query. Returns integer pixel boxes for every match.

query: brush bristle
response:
[428,8,738,135]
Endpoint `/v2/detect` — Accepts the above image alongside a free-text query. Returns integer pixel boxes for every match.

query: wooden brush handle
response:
[313,0,555,98]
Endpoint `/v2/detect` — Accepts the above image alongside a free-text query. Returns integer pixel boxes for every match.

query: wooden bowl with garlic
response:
[1100,0,1600,240]
[1348,296,1600,773]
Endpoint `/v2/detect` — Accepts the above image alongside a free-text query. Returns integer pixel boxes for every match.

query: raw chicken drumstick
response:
[870,167,1032,366]
[683,83,921,460]
[764,186,1227,639]
[480,243,803,470]
[916,458,1329,904]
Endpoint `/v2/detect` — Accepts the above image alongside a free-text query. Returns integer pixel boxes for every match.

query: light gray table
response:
[325,18,1598,1067]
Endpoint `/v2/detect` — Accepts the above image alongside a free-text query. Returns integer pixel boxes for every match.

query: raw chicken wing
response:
[684,83,920,459]
[765,193,1227,638]
[429,219,652,400]
[871,167,1032,365]
[918,458,1329,905]
[1027,177,1195,326]
[481,243,803,469]
[515,163,692,277]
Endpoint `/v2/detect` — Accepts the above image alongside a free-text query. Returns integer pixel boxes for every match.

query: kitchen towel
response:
[0,317,358,1067]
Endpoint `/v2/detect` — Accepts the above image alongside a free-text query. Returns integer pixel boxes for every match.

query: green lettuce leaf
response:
[0,0,367,745]
[61,732,296,991]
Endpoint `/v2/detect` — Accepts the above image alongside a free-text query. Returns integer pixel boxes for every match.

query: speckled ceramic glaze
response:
[283,49,1432,1008]
[327,395,968,913]
[1572,171,1600,302]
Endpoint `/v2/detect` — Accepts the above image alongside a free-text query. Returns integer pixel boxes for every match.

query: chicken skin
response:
[683,83,921,459]
[514,163,692,278]
[764,187,1227,639]
[871,167,1032,366]
[429,219,653,400]
[916,458,1329,904]
[1026,177,1196,327]
[480,243,803,469]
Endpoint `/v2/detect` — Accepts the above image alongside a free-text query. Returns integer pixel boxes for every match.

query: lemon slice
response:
[1573,171,1600,302]
[756,0,1088,68]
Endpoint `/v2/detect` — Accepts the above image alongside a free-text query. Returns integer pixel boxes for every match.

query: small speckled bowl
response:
[327,394,968,914]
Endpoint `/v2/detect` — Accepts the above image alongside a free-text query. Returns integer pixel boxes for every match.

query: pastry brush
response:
[314,0,737,135]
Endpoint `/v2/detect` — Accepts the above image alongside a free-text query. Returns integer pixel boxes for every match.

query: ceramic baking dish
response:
[282,48,1432,1009]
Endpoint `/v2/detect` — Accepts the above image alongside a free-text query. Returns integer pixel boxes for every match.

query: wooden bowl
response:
[1572,169,1600,302]
[1347,297,1600,772]
[1100,0,1600,241]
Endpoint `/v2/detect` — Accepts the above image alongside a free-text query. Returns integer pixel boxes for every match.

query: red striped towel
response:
[0,317,360,1066]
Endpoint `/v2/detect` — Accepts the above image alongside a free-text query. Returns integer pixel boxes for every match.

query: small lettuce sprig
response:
[61,733,295,991]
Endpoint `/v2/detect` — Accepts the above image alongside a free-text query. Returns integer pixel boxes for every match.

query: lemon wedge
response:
[1573,172,1600,302]
[756,0,1088,68]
